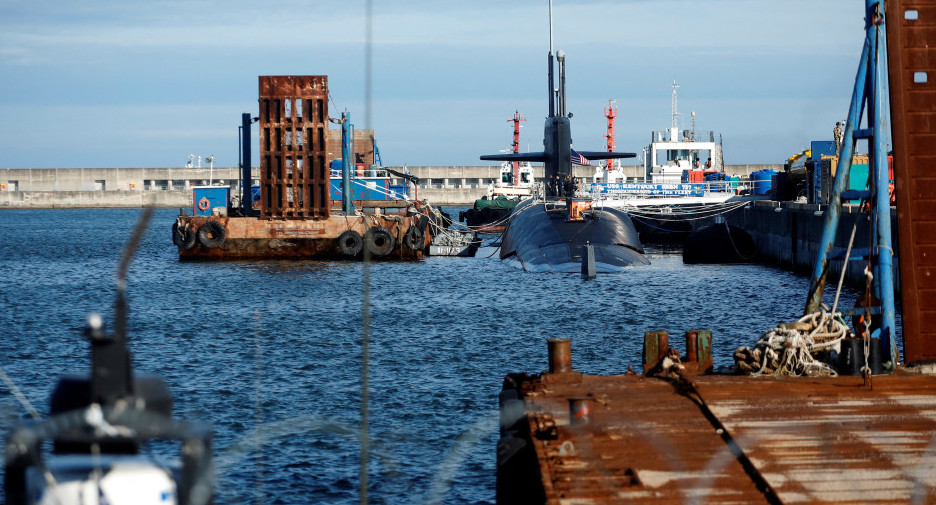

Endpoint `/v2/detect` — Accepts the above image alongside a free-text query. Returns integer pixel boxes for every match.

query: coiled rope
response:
[734,309,851,377]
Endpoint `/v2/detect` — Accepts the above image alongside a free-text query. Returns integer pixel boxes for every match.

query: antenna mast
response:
[547,0,555,117]
[605,99,617,171]
[690,110,696,141]
[548,0,554,54]
[671,79,680,137]
[510,110,527,182]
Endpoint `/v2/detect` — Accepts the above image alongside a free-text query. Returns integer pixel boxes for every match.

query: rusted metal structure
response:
[887,0,936,362]
[171,75,441,261]
[498,339,936,504]
[172,202,435,261]
[258,75,330,219]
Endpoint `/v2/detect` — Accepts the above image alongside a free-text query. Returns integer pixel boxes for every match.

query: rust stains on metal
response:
[642,330,669,374]
[501,373,775,504]
[258,75,331,220]
[498,339,936,504]
[174,205,433,261]
[548,337,573,374]
[699,373,936,504]
[886,0,936,362]
[642,330,713,376]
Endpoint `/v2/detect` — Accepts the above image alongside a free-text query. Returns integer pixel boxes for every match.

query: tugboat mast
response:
[510,110,526,182]
[604,99,617,171]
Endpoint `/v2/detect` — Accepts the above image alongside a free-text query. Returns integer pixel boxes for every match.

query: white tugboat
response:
[589,83,760,243]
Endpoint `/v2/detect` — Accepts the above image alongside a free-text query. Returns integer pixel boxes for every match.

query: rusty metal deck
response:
[500,370,936,504]
[174,208,431,260]
[700,374,936,504]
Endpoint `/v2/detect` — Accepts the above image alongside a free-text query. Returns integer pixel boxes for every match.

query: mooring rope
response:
[734,309,850,377]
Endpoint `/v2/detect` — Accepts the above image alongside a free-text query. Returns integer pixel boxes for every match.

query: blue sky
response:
[1,0,867,168]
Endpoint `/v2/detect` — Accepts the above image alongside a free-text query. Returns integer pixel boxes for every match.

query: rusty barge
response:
[495,1,936,503]
[172,75,441,261]
[498,337,936,504]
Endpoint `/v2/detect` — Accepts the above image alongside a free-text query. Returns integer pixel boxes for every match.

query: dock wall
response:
[727,200,900,289]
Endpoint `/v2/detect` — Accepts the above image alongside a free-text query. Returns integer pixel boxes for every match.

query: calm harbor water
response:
[0,208,863,504]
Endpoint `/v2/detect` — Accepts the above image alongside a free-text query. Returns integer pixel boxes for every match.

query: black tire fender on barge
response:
[364,226,395,257]
[402,226,424,251]
[416,215,430,233]
[172,222,197,250]
[337,230,364,256]
[197,220,226,249]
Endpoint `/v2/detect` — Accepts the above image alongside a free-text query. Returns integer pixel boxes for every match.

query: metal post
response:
[804,15,872,315]
[241,113,253,217]
[547,337,572,373]
[341,112,355,216]
[870,2,897,364]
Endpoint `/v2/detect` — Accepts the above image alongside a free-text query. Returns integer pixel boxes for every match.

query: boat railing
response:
[330,168,392,178]
[651,129,718,143]
[348,177,410,201]
[583,180,755,200]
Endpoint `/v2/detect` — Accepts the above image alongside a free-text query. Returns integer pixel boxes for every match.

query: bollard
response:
[686,329,714,373]
[686,330,698,362]
[547,337,572,373]
[642,331,669,374]
[568,397,590,426]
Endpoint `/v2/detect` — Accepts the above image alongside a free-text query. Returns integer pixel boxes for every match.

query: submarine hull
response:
[500,200,650,272]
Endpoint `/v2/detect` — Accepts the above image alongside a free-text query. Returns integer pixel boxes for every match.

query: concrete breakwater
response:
[727,200,899,289]
[0,164,782,208]
[0,190,193,208]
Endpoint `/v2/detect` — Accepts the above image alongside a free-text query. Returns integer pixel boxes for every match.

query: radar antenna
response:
[671,79,680,132]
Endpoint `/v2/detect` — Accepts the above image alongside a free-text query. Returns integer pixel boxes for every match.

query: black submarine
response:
[480,3,649,273]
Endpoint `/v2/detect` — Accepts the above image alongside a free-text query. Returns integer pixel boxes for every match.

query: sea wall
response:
[416,188,478,206]
[0,164,784,208]
[727,200,899,289]
[0,190,192,208]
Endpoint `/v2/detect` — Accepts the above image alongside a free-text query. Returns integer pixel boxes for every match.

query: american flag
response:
[571,149,590,166]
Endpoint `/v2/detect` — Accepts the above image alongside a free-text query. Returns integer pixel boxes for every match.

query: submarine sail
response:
[480,1,649,272]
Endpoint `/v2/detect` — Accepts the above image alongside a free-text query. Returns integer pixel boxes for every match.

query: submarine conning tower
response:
[480,3,636,203]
